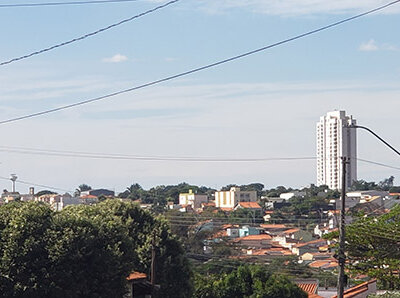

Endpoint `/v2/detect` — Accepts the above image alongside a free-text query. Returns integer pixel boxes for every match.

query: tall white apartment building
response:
[316,111,357,190]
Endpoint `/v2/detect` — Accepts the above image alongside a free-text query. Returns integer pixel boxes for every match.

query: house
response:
[179,189,208,210]
[259,224,288,234]
[201,202,215,210]
[234,234,272,248]
[291,239,328,256]
[81,188,115,197]
[234,201,262,211]
[300,252,332,262]
[36,193,79,211]
[126,272,158,298]
[280,191,306,200]
[308,258,338,271]
[294,279,324,298]
[238,225,260,237]
[331,279,376,298]
[263,210,274,222]
[215,187,257,209]
[246,245,293,258]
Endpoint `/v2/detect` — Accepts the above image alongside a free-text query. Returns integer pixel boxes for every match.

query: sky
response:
[0,0,399,194]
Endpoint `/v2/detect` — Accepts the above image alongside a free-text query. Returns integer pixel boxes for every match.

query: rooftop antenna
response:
[10,174,17,193]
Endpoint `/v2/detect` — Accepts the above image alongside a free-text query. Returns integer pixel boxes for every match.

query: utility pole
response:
[337,156,348,298]
[151,231,156,287]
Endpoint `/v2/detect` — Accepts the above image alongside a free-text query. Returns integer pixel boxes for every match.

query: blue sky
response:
[0,0,399,193]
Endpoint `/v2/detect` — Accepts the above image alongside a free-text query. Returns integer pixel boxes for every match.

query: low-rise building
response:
[215,187,257,209]
[179,189,208,210]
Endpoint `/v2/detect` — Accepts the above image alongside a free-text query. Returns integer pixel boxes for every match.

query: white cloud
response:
[102,54,128,63]
[196,0,400,16]
[359,39,378,51]
[359,39,398,51]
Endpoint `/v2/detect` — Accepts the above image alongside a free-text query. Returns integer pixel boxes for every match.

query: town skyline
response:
[0,0,399,193]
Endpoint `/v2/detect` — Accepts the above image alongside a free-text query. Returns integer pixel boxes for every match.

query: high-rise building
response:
[316,111,357,190]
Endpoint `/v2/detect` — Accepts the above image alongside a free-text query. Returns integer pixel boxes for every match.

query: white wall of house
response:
[215,187,257,208]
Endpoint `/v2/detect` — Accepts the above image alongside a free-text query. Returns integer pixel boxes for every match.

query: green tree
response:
[0,200,193,298]
[327,205,400,290]
[0,202,53,298]
[193,265,306,298]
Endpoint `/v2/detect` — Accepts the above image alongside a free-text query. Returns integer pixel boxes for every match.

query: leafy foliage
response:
[0,201,192,298]
[193,265,307,298]
[341,205,400,290]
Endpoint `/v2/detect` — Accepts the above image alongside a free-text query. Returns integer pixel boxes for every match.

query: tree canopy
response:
[193,265,307,298]
[326,205,400,290]
[0,200,192,298]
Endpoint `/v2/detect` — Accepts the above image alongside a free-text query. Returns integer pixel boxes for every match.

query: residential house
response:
[294,279,323,298]
[279,191,306,200]
[234,234,272,249]
[238,225,260,237]
[291,239,328,256]
[126,272,157,298]
[308,258,338,271]
[331,279,376,298]
[215,187,257,209]
[179,189,208,210]
[81,188,115,197]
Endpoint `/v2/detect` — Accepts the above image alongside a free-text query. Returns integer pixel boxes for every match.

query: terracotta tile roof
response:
[260,224,287,229]
[309,259,337,269]
[282,228,300,234]
[220,207,233,211]
[295,239,327,248]
[202,202,215,207]
[81,195,98,199]
[237,202,262,209]
[296,283,317,294]
[308,294,324,298]
[248,247,293,256]
[264,210,274,214]
[331,279,376,298]
[127,272,147,281]
[237,234,272,241]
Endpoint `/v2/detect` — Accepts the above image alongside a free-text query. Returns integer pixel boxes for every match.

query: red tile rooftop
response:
[80,195,98,199]
[331,279,376,298]
[237,234,272,241]
[309,259,337,269]
[295,239,327,247]
[237,202,262,209]
[296,283,318,295]
[127,272,147,281]
[282,228,300,234]
[260,224,287,229]
[220,207,234,211]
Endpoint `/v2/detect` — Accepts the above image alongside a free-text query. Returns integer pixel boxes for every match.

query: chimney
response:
[29,187,34,195]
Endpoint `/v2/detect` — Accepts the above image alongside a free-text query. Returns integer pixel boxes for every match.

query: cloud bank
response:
[102,54,128,63]
[197,0,400,16]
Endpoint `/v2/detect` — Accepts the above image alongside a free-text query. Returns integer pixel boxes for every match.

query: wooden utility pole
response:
[151,232,156,286]
[337,156,348,298]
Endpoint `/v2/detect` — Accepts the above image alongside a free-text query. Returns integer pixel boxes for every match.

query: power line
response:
[1,0,399,123]
[0,146,315,162]
[0,0,141,8]
[357,158,400,171]
[0,175,73,193]
[0,0,180,66]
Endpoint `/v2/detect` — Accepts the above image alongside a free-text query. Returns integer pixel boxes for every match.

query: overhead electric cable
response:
[0,175,73,193]
[0,0,140,8]
[1,0,399,124]
[0,146,399,171]
[0,0,179,66]
[356,158,400,171]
